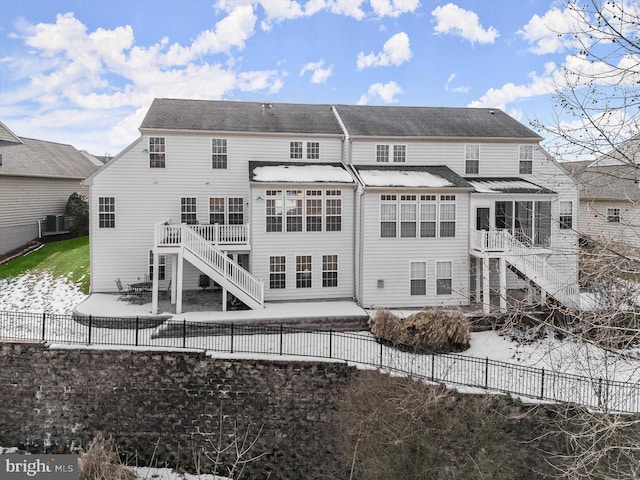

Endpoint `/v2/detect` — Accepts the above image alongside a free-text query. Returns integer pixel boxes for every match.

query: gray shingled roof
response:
[140,98,344,135]
[0,137,99,179]
[334,104,541,139]
[566,162,640,201]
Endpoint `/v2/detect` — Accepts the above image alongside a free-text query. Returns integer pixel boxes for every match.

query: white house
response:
[85,99,580,315]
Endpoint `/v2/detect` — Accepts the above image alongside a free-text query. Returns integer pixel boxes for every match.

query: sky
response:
[0,0,633,157]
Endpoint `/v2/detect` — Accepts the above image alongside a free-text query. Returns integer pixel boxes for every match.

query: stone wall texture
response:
[0,340,355,479]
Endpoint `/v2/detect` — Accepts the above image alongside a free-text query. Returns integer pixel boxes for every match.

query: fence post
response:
[431,354,435,382]
[41,313,46,341]
[182,319,187,349]
[279,325,283,355]
[484,357,489,389]
[540,368,545,399]
[88,315,92,344]
[329,330,333,359]
[230,323,234,354]
[135,317,139,347]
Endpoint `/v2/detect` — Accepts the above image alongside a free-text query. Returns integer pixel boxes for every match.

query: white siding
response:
[249,185,355,301]
[359,190,470,308]
[90,133,343,293]
[578,199,640,249]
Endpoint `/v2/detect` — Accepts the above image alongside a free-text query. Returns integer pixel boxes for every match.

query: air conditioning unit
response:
[45,214,65,233]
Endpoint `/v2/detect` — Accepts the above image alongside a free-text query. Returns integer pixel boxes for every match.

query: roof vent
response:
[261,102,272,109]
[489,110,495,115]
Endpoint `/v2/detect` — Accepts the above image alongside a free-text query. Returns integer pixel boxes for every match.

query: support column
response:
[151,249,160,314]
[499,257,507,313]
[176,251,184,314]
[475,257,482,304]
[170,255,178,304]
[482,256,491,315]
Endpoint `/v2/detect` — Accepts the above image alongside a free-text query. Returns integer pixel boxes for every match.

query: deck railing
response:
[1,310,639,414]
[156,223,249,247]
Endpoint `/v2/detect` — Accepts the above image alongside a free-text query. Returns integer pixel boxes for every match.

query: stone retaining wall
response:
[0,341,355,479]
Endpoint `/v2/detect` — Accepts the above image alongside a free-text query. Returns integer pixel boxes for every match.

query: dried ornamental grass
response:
[78,433,135,480]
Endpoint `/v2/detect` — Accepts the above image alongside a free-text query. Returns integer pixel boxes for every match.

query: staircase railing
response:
[182,227,263,307]
[471,229,580,309]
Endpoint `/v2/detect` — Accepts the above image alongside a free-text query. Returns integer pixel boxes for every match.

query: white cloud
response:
[357,32,412,69]
[357,80,403,104]
[467,62,557,110]
[300,60,333,83]
[445,73,470,93]
[370,0,420,18]
[431,3,499,44]
[518,6,583,54]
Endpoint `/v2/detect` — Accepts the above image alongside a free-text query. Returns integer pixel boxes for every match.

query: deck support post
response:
[499,256,507,313]
[176,250,184,314]
[482,256,491,315]
[475,257,482,304]
[151,249,160,314]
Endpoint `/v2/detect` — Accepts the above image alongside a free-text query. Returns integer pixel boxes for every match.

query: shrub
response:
[370,308,470,354]
[65,192,89,235]
[78,433,135,480]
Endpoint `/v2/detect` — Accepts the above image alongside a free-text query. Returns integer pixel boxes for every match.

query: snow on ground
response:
[0,272,87,314]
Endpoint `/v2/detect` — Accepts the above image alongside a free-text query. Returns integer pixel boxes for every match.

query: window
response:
[181,197,197,225]
[322,255,338,287]
[436,261,452,295]
[149,251,166,281]
[420,195,436,237]
[98,197,115,228]
[376,145,390,163]
[228,198,244,225]
[380,195,397,237]
[266,190,283,232]
[393,145,406,163]
[307,142,320,160]
[269,256,286,289]
[559,201,573,230]
[400,195,417,238]
[209,198,225,224]
[286,190,303,232]
[212,138,227,169]
[607,207,621,223]
[290,141,303,159]
[210,197,244,225]
[495,201,513,230]
[149,137,165,168]
[410,262,426,296]
[306,190,322,232]
[296,255,312,288]
[325,191,342,232]
[519,145,533,174]
[465,145,479,174]
[439,195,456,238]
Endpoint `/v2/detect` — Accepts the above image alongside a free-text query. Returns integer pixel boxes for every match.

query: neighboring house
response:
[85,99,579,315]
[565,135,640,250]
[0,121,100,257]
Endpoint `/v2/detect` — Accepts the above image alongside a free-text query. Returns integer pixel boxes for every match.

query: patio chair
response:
[115,278,133,301]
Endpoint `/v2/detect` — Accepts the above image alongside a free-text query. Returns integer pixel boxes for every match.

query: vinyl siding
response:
[578,199,640,249]
[90,133,344,292]
[249,185,355,301]
[359,189,470,308]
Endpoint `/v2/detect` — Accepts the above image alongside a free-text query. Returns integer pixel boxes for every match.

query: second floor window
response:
[307,142,320,159]
[559,201,573,229]
[266,190,341,233]
[376,145,390,163]
[465,145,480,174]
[290,141,303,159]
[209,197,244,225]
[607,207,621,223]
[266,190,283,232]
[439,196,456,237]
[380,194,455,238]
[212,138,227,169]
[286,190,303,232]
[393,145,406,163]
[181,197,197,225]
[149,137,165,168]
[377,144,406,162]
[98,197,115,228]
[519,145,533,174]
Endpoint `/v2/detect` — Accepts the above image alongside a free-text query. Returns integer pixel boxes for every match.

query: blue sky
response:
[0,0,630,156]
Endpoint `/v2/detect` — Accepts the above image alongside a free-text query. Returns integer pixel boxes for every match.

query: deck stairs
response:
[472,230,580,310]
[157,223,264,309]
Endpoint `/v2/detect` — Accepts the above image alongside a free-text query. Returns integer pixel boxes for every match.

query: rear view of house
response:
[86,99,579,314]
[0,121,100,257]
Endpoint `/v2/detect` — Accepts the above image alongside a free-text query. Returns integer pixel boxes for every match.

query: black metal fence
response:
[1,310,639,413]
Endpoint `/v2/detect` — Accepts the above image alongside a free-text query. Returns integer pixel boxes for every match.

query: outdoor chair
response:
[115,278,133,301]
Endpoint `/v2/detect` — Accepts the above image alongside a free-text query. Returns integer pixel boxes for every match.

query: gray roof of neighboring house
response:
[140,98,344,135]
[333,104,542,139]
[0,136,99,179]
[565,161,640,201]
